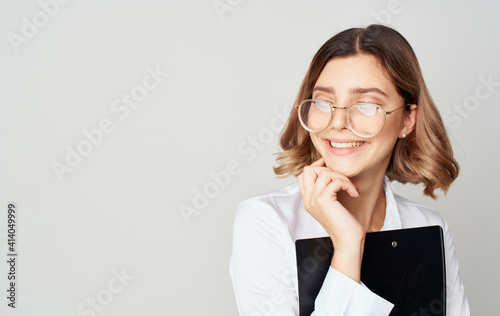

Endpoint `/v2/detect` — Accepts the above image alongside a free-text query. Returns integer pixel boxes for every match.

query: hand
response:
[297,157,364,244]
[297,157,366,282]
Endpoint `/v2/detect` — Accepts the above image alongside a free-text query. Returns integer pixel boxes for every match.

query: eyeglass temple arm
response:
[385,104,410,115]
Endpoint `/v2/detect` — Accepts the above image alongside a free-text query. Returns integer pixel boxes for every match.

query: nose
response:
[329,106,350,131]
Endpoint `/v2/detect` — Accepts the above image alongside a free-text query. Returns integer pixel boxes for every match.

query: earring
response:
[401,133,406,138]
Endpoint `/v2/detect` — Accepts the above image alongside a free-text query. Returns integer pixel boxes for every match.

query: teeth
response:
[330,141,363,149]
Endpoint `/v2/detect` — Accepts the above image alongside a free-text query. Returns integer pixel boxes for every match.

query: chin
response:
[323,158,360,178]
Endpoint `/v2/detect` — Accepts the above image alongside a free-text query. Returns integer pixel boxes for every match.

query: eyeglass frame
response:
[295,99,409,138]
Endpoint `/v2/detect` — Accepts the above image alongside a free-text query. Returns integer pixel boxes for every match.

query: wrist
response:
[333,241,364,262]
[330,233,365,250]
[330,239,365,283]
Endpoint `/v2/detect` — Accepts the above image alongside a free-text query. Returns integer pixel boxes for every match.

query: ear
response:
[399,104,418,138]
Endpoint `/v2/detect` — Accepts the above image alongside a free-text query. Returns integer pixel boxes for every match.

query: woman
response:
[230,25,470,315]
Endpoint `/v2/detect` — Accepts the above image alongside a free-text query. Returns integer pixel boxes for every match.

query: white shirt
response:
[229,178,470,315]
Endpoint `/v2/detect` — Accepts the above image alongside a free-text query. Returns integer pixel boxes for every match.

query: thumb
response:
[310,157,325,167]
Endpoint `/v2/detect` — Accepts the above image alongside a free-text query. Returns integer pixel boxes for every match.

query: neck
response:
[337,174,387,233]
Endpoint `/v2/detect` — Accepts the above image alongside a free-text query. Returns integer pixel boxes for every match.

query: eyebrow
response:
[312,85,388,97]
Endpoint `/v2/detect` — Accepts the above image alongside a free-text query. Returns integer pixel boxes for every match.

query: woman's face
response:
[309,54,413,180]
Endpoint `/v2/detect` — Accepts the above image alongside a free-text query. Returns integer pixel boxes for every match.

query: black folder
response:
[295,226,446,316]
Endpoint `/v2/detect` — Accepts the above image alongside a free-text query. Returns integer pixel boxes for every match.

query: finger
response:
[311,170,355,202]
[297,172,304,196]
[310,170,332,202]
[307,158,350,183]
[300,166,319,200]
[302,164,333,191]
[310,157,325,167]
[323,178,359,198]
[309,167,351,183]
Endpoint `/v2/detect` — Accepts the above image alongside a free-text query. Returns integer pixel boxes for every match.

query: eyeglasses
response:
[296,99,407,138]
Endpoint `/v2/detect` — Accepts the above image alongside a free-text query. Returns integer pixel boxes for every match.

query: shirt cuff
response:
[314,267,394,315]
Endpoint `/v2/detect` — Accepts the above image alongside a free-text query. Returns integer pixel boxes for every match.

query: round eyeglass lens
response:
[348,103,385,137]
[298,100,332,132]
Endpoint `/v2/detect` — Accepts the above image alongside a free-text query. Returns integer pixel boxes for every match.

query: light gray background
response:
[0,0,498,315]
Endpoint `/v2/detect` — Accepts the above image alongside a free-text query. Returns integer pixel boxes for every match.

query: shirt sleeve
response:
[312,267,393,315]
[230,198,394,316]
[442,220,471,315]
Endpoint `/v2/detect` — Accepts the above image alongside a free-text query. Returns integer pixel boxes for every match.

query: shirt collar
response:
[381,177,403,231]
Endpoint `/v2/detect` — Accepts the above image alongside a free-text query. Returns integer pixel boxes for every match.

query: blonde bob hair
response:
[274,25,459,199]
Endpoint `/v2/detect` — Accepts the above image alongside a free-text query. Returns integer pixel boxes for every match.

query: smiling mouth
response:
[329,141,364,149]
